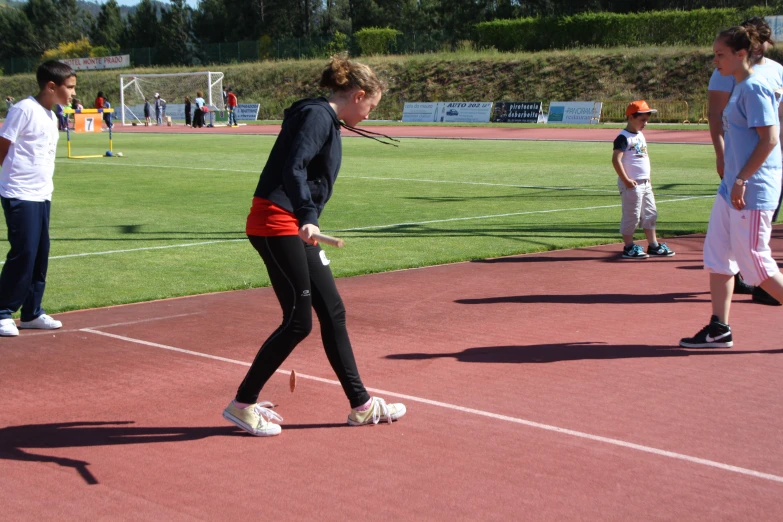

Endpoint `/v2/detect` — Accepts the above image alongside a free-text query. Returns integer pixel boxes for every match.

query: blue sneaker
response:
[647,243,675,257]
[622,244,649,259]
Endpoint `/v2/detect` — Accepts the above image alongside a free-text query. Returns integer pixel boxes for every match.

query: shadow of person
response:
[387,342,783,364]
[455,291,709,305]
[0,421,241,485]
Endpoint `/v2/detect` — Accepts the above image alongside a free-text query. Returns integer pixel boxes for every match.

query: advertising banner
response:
[493,101,543,123]
[435,102,493,123]
[60,55,130,71]
[234,104,260,120]
[402,102,439,122]
[547,101,602,124]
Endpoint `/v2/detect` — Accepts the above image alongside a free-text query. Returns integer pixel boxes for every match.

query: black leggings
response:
[236,235,370,408]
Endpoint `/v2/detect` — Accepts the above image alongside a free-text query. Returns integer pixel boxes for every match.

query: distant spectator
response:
[103,99,113,129]
[95,91,104,110]
[72,98,83,111]
[222,86,228,116]
[227,87,238,127]
[154,93,165,125]
[143,98,151,126]
[193,91,206,128]
[184,96,192,127]
[5,96,13,111]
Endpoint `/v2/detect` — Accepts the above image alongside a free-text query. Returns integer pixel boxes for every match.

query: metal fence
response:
[599,100,695,123]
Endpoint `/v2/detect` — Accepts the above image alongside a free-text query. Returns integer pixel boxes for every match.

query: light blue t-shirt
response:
[709,58,783,93]
[718,74,783,210]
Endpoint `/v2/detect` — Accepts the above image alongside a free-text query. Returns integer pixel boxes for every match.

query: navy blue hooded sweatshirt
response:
[253,97,341,228]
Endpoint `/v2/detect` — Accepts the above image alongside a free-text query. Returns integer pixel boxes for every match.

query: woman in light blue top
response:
[708,17,783,181]
[681,25,783,348]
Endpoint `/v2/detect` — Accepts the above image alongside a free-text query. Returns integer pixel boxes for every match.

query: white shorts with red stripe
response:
[703,196,780,286]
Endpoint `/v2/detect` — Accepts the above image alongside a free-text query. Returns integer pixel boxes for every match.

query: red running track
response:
[3,123,780,520]
[1,230,783,520]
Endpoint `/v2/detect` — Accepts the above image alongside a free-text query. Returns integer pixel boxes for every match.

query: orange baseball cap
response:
[625,100,657,116]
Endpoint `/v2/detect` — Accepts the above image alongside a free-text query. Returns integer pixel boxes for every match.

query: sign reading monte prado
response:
[59,55,131,71]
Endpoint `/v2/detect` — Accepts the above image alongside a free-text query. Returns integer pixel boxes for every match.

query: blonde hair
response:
[320,54,385,96]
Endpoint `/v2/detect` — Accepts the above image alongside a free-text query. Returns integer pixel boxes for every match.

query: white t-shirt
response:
[613,129,651,181]
[0,97,59,201]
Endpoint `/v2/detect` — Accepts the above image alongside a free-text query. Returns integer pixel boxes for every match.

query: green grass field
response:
[34,131,717,313]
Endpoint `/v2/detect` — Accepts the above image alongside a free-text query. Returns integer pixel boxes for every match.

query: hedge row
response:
[475,7,778,52]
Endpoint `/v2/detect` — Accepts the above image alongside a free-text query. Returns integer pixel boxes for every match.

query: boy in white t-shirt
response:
[612,100,675,259]
[0,61,76,336]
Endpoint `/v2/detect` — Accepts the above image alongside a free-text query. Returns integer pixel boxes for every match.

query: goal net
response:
[119,72,225,125]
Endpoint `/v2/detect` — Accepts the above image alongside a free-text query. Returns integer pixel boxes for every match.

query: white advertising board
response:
[402,102,439,122]
[435,102,493,123]
[60,55,130,71]
[546,101,602,124]
[234,104,260,120]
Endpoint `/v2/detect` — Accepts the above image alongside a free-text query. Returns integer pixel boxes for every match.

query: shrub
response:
[354,27,402,56]
[42,37,93,60]
[475,7,780,52]
[324,30,349,57]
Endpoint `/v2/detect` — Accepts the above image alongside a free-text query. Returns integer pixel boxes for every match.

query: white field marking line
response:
[0,240,246,265]
[79,327,783,485]
[4,195,710,264]
[16,312,203,337]
[335,195,713,232]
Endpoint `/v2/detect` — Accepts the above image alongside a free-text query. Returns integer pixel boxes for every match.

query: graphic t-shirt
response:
[613,129,651,181]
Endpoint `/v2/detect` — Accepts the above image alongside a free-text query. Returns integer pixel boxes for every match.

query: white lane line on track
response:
[16,313,203,337]
[80,327,783,485]
[5,195,709,264]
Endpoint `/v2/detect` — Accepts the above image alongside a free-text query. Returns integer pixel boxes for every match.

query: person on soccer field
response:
[154,93,164,126]
[223,54,405,436]
[184,96,192,127]
[0,61,76,336]
[193,91,205,128]
[102,98,113,130]
[612,100,675,260]
[144,98,152,126]
[680,25,783,348]
[708,16,783,303]
[226,87,238,127]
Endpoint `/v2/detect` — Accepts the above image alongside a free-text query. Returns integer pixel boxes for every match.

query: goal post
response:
[119,71,225,126]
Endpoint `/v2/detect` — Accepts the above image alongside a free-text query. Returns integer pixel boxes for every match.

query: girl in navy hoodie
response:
[223,55,405,436]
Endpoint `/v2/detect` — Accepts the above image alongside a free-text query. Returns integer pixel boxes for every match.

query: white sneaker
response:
[19,314,62,330]
[347,397,406,426]
[0,318,19,337]
[222,401,282,436]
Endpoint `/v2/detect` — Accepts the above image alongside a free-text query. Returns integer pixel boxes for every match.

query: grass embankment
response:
[2,45,768,122]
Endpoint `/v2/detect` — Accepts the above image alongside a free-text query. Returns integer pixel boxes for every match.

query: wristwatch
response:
[735,178,748,186]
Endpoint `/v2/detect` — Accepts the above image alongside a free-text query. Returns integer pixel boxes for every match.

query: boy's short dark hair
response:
[36,60,76,89]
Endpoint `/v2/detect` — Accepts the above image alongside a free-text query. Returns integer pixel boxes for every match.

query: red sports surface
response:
[2,126,781,520]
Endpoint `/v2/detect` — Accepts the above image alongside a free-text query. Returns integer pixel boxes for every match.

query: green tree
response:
[124,0,160,48]
[90,0,124,52]
[159,0,197,64]
[0,7,38,59]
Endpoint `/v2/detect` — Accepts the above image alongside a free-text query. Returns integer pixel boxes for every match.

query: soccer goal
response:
[119,72,225,126]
